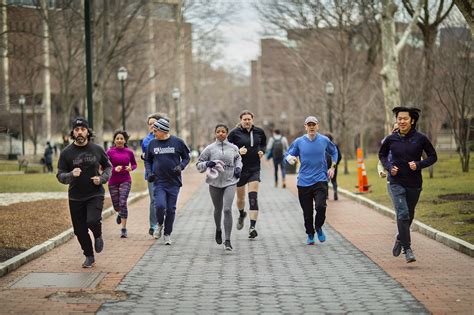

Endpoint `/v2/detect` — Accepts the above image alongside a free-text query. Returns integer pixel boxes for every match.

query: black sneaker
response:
[148,227,154,236]
[121,228,127,238]
[116,214,121,225]
[248,227,258,239]
[237,211,247,230]
[392,236,402,257]
[82,256,95,268]
[404,248,416,263]
[224,240,233,251]
[94,236,104,253]
[215,230,222,245]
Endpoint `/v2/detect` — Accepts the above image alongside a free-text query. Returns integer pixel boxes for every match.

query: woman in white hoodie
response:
[196,124,243,250]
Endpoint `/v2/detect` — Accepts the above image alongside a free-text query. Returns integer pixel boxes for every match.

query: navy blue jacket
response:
[378,129,437,188]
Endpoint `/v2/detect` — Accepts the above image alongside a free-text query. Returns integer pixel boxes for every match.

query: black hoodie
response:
[228,125,267,173]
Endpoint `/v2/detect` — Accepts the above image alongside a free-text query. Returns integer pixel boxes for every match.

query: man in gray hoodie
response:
[196,124,243,250]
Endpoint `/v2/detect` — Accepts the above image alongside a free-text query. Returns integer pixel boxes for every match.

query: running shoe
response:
[306,234,315,245]
[404,248,416,263]
[392,236,401,257]
[82,256,95,268]
[116,214,121,225]
[224,240,233,251]
[316,228,326,242]
[164,235,172,245]
[237,211,247,230]
[148,227,154,236]
[215,230,222,245]
[153,224,163,239]
[121,228,127,238]
[248,227,258,239]
[94,236,104,253]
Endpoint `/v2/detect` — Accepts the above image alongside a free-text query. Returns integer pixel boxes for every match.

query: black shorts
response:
[237,170,260,187]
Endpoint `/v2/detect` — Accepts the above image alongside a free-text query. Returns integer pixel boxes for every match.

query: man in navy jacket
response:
[379,107,437,263]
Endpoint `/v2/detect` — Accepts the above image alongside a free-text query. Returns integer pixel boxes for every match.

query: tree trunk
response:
[380,0,402,135]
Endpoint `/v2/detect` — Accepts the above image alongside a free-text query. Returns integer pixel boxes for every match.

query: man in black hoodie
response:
[228,110,267,239]
[378,107,437,263]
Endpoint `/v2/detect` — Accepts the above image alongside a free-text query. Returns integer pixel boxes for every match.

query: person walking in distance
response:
[44,141,54,173]
[324,134,342,200]
[286,116,338,245]
[141,113,165,237]
[145,118,190,245]
[196,124,243,251]
[266,129,289,188]
[56,117,112,268]
[107,130,137,238]
[228,110,267,239]
[379,107,437,263]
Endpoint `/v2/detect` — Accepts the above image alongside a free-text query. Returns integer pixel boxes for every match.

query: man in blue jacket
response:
[286,116,338,246]
[145,118,190,245]
[379,107,437,263]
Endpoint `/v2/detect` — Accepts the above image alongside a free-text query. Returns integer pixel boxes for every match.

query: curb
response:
[0,191,148,277]
[337,187,474,257]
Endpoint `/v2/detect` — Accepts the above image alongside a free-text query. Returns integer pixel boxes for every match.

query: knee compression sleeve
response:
[248,192,258,211]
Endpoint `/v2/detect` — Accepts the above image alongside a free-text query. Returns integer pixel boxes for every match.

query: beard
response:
[75,136,86,145]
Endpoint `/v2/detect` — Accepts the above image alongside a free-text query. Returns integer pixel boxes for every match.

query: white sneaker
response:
[153,224,163,239]
[164,234,172,245]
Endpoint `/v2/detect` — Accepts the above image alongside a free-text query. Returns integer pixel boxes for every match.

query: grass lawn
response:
[0,158,148,193]
[337,152,474,244]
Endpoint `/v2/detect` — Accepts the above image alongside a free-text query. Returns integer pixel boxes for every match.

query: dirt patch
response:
[0,198,111,262]
[438,193,474,201]
[48,290,127,303]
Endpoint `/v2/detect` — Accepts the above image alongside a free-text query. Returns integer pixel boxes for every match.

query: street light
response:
[172,88,180,137]
[189,106,195,150]
[325,82,334,133]
[19,95,25,156]
[117,67,128,130]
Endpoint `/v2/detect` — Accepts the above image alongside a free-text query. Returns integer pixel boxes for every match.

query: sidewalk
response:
[0,166,472,314]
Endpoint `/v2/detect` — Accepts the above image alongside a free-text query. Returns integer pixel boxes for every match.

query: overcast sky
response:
[212,1,263,76]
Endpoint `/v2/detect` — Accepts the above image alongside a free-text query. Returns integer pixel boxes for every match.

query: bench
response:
[18,155,46,173]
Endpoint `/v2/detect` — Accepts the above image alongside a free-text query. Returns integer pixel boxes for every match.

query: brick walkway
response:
[0,165,472,314]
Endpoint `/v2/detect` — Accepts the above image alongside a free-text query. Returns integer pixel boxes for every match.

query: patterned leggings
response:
[109,181,132,219]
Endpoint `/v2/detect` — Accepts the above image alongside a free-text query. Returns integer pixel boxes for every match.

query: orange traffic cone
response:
[355,147,371,193]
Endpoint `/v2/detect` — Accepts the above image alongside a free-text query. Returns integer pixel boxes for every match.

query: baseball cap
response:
[304,116,319,125]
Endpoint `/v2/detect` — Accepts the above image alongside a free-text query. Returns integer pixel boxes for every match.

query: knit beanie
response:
[153,118,170,133]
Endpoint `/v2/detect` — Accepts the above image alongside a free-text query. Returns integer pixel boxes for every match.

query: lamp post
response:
[172,88,180,137]
[19,95,25,156]
[325,82,334,133]
[117,67,128,130]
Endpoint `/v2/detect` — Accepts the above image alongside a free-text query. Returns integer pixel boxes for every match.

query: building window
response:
[152,3,178,21]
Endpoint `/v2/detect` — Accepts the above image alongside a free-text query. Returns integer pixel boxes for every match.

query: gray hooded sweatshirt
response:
[196,139,243,188]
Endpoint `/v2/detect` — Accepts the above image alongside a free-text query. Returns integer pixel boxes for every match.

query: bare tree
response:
[434,26,472,172]
[255,0,381,174]
[453,0,473,37]
[402,0,455,178]
[380,0,421,134]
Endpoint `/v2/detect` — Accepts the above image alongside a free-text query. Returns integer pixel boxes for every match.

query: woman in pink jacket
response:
[107,130,137,238]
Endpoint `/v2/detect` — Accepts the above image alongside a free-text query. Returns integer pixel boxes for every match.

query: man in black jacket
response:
[228,110,267,239]
[57,117,112,268]
[378,107,437,263]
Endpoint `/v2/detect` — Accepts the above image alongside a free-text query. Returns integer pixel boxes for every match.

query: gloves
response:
[147,174,156,183]
[173,165,182,175]
[234,167,241,179]
[206,161,216,168]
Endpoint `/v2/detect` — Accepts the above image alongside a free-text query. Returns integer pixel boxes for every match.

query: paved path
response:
[0,165,472,314]
[98,178,426,314]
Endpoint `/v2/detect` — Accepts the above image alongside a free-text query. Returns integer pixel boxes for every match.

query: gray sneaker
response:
[164,235,172,245]
[237,211,247,230]
[404,248,416,263]
[82,256,95,268]
[392,236,401,257]
[224,240,233,251]
[94,236,104,253]
[120,228,128,238]
[153,224,163,239]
